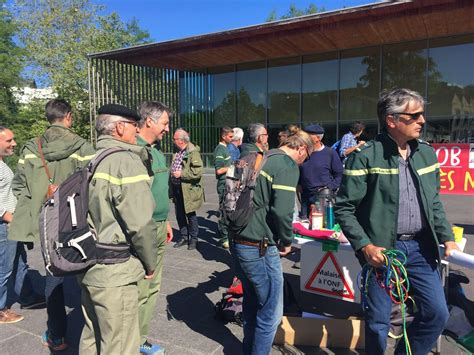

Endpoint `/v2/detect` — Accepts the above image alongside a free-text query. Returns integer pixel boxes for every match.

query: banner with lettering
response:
[432,143,474,195]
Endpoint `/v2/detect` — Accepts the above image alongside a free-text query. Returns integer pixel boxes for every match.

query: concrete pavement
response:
[0,174,472,354]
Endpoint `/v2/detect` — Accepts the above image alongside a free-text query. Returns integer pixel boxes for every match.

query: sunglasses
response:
[393,111,425,121]
[117,120,138,128]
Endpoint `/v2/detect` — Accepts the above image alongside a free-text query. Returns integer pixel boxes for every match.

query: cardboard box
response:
[274,315,365,349]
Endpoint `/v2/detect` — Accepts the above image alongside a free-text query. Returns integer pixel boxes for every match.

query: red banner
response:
[433,143,474,195]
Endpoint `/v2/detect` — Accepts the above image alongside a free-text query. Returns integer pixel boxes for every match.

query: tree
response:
[0,0,22,124]
[267,3,324,22]
[11,0,151,139]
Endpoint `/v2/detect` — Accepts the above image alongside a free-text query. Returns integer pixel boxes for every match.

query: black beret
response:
[304,124,325,135]
[98,104,141,122]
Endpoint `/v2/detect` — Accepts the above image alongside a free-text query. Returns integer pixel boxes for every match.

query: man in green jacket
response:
[9,99,95,351]
[230,131,312,355]
[213,126,233,249]
[136,101,173,354]
[335,88,460,354]
[240,123,268,158]
[170,128,204,250]
[79,104,158,355]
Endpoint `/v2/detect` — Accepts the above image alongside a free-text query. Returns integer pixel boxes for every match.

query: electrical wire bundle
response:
[358,249,414,355]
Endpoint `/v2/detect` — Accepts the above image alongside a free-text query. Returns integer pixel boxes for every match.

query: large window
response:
[426,35,474,143]
[268,57,301,124]
[340,47,380,123]
[382,41,427,96]
[236,62,266,126]
[302,52,338,128]
[208,66,235,127]
[193,34,473,155]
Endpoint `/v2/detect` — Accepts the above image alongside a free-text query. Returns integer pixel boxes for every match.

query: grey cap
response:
[304,124,324,134]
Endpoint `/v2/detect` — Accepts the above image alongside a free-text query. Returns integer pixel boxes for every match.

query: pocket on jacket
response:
[188,185,202,201]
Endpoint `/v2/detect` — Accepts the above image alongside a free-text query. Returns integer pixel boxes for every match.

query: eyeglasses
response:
[117,120,138,127]
[392,112,425,121]
[259,133,268,137]
[302,146,311,161]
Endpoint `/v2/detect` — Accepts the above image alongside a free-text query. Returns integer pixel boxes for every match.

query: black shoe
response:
[188,239,198,250]
[20,294,46,309]
[173,238,188,248]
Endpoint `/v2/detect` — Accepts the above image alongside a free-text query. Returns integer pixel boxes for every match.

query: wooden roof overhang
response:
[88,0,474,71]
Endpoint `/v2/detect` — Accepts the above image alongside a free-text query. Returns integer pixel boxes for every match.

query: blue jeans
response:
[231,244,283,355]
[364,237,449,355]
[0,223,32,309]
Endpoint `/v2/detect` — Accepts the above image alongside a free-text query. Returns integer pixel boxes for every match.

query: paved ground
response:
[1,173,473,354]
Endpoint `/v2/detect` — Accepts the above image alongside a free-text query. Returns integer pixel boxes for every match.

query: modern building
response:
[88,0,474,163]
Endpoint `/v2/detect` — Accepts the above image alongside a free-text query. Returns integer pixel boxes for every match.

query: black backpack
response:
[223,149,283,233]
[215,277,244,326]
[39,148,131,276]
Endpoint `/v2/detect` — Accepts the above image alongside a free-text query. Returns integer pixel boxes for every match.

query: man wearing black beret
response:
[298,123,343,218]
[78,103,158,354]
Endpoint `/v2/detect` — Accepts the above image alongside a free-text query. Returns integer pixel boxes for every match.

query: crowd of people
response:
[0,87,459,355]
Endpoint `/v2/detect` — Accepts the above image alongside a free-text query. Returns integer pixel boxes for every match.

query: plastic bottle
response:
[311,201,324,230]
[325,199,334,229]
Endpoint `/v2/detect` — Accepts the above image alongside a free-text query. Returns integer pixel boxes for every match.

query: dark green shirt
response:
[213,142,231,186]
[238,150,299,246]
[137,136,170,221]
[240,142,263,159]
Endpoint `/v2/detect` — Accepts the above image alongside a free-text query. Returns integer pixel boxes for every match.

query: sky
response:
[96,0,380,43]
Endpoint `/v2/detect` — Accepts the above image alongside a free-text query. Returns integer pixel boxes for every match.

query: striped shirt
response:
[0,160,16,221]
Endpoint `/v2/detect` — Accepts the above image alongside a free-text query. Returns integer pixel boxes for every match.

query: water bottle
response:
[325,199,334,229]
[310,201,324,230]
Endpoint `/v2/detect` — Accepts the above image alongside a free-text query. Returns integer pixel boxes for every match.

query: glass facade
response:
[179,34,474,154]
[236,62,266,126]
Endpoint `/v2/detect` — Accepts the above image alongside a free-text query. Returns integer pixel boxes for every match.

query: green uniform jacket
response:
[213,142,231,191]
[137,136,170,222]
[240,142,263,159]
[334,133,454,262]
[80,136,158,287]
[238,150,299,246]
[9,125,95,242]
[169,142,204,214]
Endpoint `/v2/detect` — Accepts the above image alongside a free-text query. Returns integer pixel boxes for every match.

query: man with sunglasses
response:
[78,104,158,354]
[335,88,459,354]
[240,123,268,158]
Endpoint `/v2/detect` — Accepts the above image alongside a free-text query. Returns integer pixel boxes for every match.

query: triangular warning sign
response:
[304,251,355,300]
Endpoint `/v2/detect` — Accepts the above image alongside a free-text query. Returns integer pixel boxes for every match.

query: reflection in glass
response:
[268,57,300,124]
[180,71,207,128]
[339,121,378,148]
[427,35,474,143]
[319,122,337,147]
[237,62,266,126]
[209,66,235,127]
[382,41,427,95]
[302,52,338,124]
[340,47,380,122]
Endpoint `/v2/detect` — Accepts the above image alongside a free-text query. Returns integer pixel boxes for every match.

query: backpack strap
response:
[37,137,54,184]
[87,147,127,181]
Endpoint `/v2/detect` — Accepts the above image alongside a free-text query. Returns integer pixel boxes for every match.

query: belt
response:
[397,230,425,241]
[233,239,260,247]
[233,238,269,256]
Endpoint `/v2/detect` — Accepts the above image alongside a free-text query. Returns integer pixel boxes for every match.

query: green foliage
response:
[0,0,22,124]
[266,2,324,22]
[11,0,152,141]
